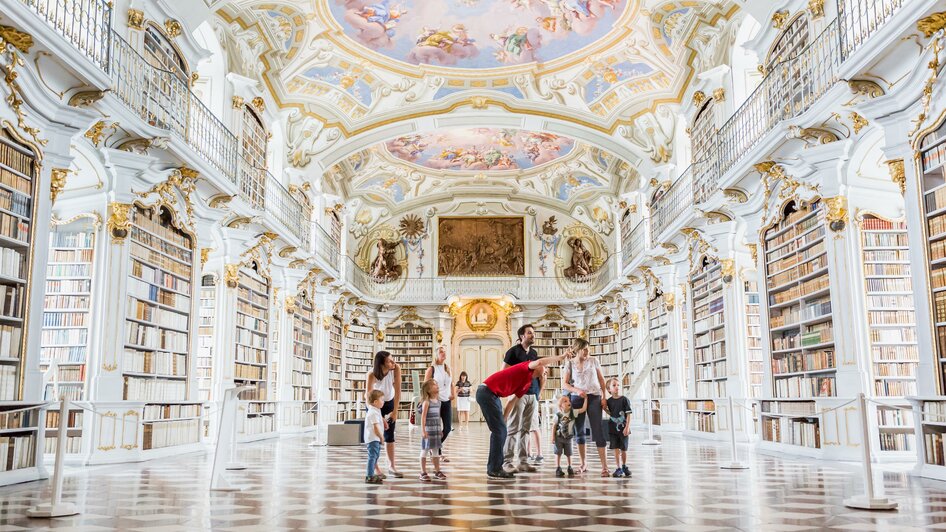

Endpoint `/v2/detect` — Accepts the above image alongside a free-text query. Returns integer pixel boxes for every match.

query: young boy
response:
[605,378,632,477]
[364,389,386,484]
[552,392,587,477]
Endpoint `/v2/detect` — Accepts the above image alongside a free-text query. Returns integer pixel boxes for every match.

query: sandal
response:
[601,469,610,478]
[433,471,447,480]
[419,473,431,482]
[440,456,451,463]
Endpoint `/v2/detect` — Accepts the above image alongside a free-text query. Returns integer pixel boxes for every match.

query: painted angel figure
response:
[533,215,561,276]
[491,27,533,63]
[355,1,406,37]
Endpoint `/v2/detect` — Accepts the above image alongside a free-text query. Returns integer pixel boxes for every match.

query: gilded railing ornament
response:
[107,202,132,243]
[886,159,906,194]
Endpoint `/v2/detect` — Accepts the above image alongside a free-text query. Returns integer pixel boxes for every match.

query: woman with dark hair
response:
[365,350,403,478]
[456,371,472,429]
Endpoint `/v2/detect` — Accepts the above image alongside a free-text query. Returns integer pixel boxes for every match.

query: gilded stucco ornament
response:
[165,19,183,38]
[285,296,297,315]
[692,90,706,107]
[108,202,132,243]
[50,168,71,204]
[84,121,111,147]
[748,244,759,264]
[886,159,906,194]
[772,10,789,29]
[470,96,488,109]
[720,259,735,283]
[849,112,868,134]
[723,188,748,203]
[251,96,265,113]
[0,26,33,53]
[918,11,946,38]
[663,292,675,311]
[808,0,825,19]
[629,312,640,328]
[200,248,212,267]
[68,89,108,108]
[209,194,234,209]
[376,329,385,342]
[127,9,145,30]
[824,196,848,232]
[134,167,198,232]
[224,264,240,288]
[788,126,838,146]
[712,88,725,102]
[232,96,244,109]
[847,79,885,99]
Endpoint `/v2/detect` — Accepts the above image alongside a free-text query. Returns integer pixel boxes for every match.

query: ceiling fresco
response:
[384,128,576,171]
[329,0,628,69]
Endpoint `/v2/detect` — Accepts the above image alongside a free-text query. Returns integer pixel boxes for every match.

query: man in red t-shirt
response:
[476,352,571,478]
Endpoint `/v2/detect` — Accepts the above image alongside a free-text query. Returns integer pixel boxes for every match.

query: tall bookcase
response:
[745,280,763,399]
[533,322,577,401]
[860,215,916,457]
[328,314,342,404]
[681,285,689,398]
[41,219,96,402]
[761,199,835,450]
[291,291,315,401]
[690,258,727,400]
[687,258,725,434]
[344,321,374,418]
[920,119,946,390]
[196,275,215,401]
[234,264,276,439]
[0,134,36,402]
[590,319,618,382]
[619,313,635,388]
[648,292,669,425]
[124,206,192,402]
[384,323,433,419]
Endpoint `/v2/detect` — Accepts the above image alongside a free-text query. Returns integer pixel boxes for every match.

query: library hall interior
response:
[9,0,946,530]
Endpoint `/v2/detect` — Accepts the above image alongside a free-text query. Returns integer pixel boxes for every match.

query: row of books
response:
[48,365,84,382]
[0,408,35,430]
[45,279,90,294]
[49,231,93,248]
[235,328,267,349]
[772,349,836,374]
[45,409,82,429]
[131,208,191,249]
[928,212,946,238]
[862,232,908,247]
[48,248,92,264]
[874,380,917,396]
[0,168,31,196]
[873,361,917,377]
[125,321,188,352]
[123,376,186,401]
[41,312,87,328]
[768,253,827,288]
[43,383,81,401]
[924,431,946,466]
[241,413,276,435]
[131,260,191,293]
[773,375,835,398]
[0,248,24,280]
[44,435,81,455]
[0,284,23,318]
[0,142,35,177]
[866,278,912,292]
[143,419,200,450]
[863,249,908,262]
[236,314,269,333]
[43,295,89,310]
[695,380,726,398]
[128,278,190,313]
[879,432,914,452]
[123,349,187,377]
[131,226,192,264]
[235,344,267,365]
[0,364,18,400]
[234,362,265,381]
[130,242,191,278]
[869,327,916,343]
[762,416,821,448]
[867,310,916,325]
[686,411,716,432]
[40,328,84,347]
[877,407,912,426]
[143,403,200,421]
[769,272,830,305]
[0,435,35,471]
[871,344,918,360]
[128,297,189,331]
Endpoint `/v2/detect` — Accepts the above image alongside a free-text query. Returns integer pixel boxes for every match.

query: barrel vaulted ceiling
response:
[211,0,743,214]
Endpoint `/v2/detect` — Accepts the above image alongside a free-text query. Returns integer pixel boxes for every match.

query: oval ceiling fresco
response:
[385,128,576,171]
[330,0,629,69]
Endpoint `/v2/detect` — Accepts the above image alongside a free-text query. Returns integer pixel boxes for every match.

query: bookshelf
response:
[912,398,946,480]
[691,258,726,400]
[344,321,374,418]
[41,219,96,402]
[328,314,342,404]
[141,402,201,450]
[533,322,577,401]
[860,215,917,456]
[685,400,716,433]
[43,406,83,457]
[920,120,946,391]
[0,134,37,402]
[384,323,433,419]
[648,292,670,411]
[760,399,821,449]
[619,313,634,388]
[590,319,618,383]
[745,280,763,399]
[0,403,43,486]
[235,263,275,438]
[196,275,215,401]
[124,205,193,402]
[763,200,836,400]
[681,285,689,398]
[291,291,315,401]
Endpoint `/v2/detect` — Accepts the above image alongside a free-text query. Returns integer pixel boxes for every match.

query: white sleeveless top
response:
[372,370,395,402]
[432,364,451,402]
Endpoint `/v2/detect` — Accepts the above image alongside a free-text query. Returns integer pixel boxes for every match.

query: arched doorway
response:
[456,337,506,422]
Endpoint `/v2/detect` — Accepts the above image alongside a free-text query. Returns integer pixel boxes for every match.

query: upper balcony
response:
[11,0,313,248]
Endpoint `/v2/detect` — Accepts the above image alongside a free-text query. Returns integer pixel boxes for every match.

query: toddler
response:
[364,389,386,484]
[605,378,632,477]
[418,379,446,481]
[552,392,587,477]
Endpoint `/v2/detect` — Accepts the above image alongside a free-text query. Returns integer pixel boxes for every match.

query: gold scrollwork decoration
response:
[224,264,240,288]
[285,296,297,314]
[107,202,132,243]
[771,10,789,29]
[127,9,145,30]
[847,79,884,99]
[720,259,736,283]
[51,211,102,229]
[662,292,675,311]
[849,112,868,134]
[692,90,706,107]
[808,0,825,19]
[712,88,725,102]
[824,196,848,232]
[918,11,946,38]
[886,159,906,194]
[0,25,33,53]
[200,247,212,267]
[251,96,265,113]
[68,89,108,108]
[165,19,183,38]
[84,120,111,147]
[232,95,244,109]
[49,168,71,204]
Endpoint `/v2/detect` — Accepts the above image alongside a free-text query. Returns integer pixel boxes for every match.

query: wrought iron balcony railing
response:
[621,219,647,270]
[20,0,111,70]
[346,254,618,304]
[650,166,693,243]
[263,170,311,246]
[312,223,341,273]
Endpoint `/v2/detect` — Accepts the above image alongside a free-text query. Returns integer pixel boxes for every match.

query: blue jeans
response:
[366,440,381,477]
[476,385,506,473]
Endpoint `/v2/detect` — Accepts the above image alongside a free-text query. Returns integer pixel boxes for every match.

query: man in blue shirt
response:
[502,324,543,473]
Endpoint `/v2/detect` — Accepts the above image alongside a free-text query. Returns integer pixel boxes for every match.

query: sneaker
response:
[365,475,381,484]
[502,463,518,473]
[555,467,565,477]
[622,465,632,477]
[566,466,575,477]
[419,472,431,482]
[433,471,447,480]
[388,469,404,478]
[517,463,537,473]
[612,468,624,478]
[488,470,514,479]
[535,455,545,463]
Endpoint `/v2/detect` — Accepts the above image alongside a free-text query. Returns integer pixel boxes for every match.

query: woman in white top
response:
[424,346,456,461]
[365,350,403,478]
[562,338,609,476]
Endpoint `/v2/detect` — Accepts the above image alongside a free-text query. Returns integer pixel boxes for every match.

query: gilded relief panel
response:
[437,217,525,276]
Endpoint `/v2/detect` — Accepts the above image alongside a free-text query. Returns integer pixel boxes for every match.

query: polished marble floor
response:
[2,424,946,531]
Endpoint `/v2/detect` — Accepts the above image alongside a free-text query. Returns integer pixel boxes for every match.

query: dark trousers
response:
[439,399,452,455]
[476,385,506,473]
[571,393,607,448]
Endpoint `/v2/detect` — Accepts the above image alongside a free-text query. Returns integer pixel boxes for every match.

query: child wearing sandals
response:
[418,379,447,482]
[553,392,587,477]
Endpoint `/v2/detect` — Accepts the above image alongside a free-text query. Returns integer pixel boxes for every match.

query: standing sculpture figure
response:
[370,238,402,281]
[564,237,595,279]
